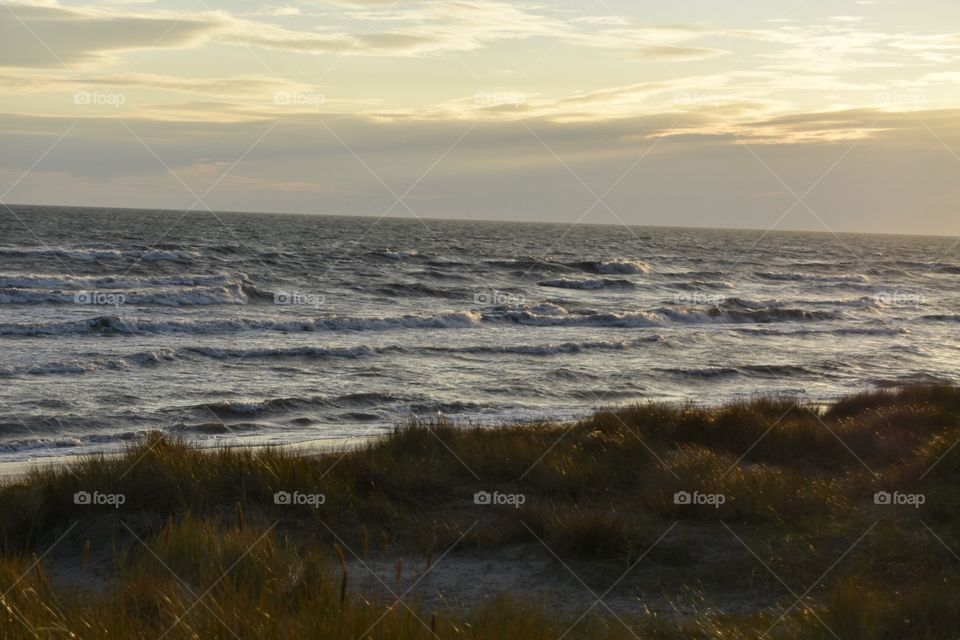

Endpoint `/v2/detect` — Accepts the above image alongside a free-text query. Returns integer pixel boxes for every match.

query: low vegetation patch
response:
[2,385,960,638]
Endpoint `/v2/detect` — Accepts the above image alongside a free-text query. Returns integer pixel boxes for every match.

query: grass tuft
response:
[1,385,959,638]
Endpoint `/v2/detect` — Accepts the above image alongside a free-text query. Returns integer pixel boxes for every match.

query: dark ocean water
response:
[1,204,958,461]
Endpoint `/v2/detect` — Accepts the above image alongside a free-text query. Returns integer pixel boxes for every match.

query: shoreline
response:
[0,413,593,483]
[2,384,959,637]
[0,396,832,482]
[0,434,374,482]
[0,394,873,482]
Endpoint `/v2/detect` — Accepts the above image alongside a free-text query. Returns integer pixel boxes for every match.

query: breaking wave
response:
[0,302,836,337]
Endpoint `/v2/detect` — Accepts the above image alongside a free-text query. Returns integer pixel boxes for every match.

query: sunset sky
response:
[2,0,959,234]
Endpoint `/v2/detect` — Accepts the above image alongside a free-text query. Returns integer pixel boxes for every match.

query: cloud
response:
[0,0,736,65]
[0,69,315,98]
[223,26,445,56]
[1,1,564,64]
[633,46,727,62]
[0,3,224,68]
[1,106,958,235]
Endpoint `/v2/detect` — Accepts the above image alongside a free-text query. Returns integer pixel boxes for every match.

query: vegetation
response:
[2,385,960,638]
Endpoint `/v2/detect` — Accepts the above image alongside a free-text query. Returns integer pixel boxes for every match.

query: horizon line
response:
[5,202,958,241]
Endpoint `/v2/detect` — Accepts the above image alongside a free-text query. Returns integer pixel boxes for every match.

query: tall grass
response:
[2,385,960,638]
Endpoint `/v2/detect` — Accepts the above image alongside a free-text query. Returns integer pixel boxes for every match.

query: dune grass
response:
[2,385,960,638]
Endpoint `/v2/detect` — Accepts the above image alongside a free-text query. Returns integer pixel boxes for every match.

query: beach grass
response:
[2,385,960,638]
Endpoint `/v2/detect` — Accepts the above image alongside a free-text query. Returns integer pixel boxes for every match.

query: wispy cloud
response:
[2,0,959,233]
[0,3,223,68]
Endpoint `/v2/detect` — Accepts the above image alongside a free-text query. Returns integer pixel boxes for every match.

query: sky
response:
[1,0,959,235]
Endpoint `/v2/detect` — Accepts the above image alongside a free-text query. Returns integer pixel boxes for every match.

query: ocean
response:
[1,204,957,462]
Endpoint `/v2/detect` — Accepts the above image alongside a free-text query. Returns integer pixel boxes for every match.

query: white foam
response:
[0,284,248,305]
[587,259,652,275]
[0,246,201,261]
[0,272,241,290]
